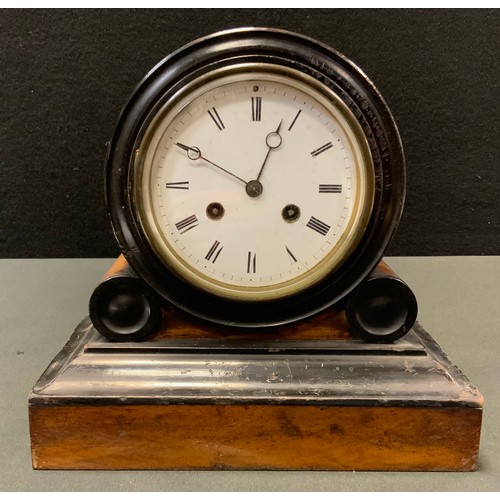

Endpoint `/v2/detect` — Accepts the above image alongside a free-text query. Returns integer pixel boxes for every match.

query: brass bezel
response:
[134,63,375,301]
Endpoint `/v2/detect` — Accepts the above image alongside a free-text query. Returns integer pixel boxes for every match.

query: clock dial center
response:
[245,180,264,198]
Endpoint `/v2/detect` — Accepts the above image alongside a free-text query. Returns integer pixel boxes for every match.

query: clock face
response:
[135,67,374,301]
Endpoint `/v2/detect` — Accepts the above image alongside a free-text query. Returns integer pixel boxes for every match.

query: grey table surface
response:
[0,256,499,491]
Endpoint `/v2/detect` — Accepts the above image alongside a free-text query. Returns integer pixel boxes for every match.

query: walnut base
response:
[29,313,483,471]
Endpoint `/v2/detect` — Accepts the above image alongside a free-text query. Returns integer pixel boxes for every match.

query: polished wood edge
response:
[103,254,128,280]
[29,318,484,409]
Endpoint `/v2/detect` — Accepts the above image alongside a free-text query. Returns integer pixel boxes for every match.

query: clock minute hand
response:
[255,119,283,182]
[175,142,248,186]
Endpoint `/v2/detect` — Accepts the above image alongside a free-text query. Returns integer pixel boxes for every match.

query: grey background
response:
[0,9,499,258]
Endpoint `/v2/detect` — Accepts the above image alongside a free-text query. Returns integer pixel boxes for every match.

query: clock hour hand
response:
[175,142,248,186]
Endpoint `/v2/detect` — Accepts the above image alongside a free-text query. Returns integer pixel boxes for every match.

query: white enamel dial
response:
[136,67,374,301]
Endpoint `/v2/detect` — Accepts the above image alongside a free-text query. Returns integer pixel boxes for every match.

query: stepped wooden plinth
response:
[29,307,483,471]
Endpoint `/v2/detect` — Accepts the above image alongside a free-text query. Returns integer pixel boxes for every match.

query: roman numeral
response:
[306,216,330,236]
[311,142,333,157]
[207,107,225,130]
[251,97,262,121]
[165,181,189,190]
[319,184,342,193]
[205,240,223,263]
[247,251,257,273]
[285,245,298,264]
[288,110,301,131]
[175,214,198,234]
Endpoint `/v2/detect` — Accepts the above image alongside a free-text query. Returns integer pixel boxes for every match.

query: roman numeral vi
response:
[247,251,257,273]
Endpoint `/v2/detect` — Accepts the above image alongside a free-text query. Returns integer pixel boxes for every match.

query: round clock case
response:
[105,28,405,327]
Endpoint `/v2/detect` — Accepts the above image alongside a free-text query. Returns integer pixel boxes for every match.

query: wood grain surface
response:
[29,404,482,471]
[155,305,353,340]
